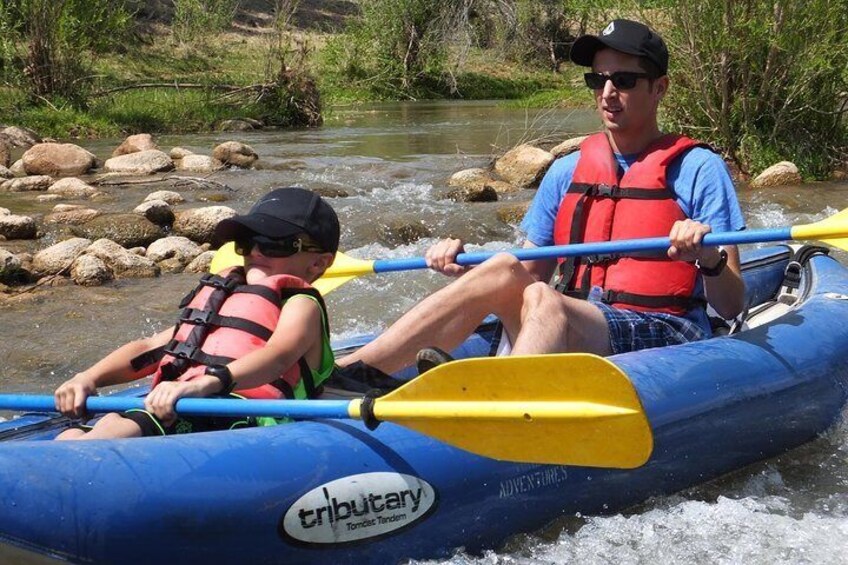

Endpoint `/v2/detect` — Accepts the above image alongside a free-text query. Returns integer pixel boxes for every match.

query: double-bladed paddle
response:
[211,207,848,295]
[0,353,653,469]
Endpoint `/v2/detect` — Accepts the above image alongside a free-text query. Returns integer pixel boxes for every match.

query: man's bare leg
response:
[511,282,612,356]
[55,412,143,440]
[341,253,537,373]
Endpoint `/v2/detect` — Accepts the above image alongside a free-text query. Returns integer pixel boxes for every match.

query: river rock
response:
[85,239,159,279]
[445,185,498,203]
[32,238,91,276]
[134,199,175,227]
[185,250,214,273]
[70,214,165,248]
[751,161,802,188]
[145,190,185,205]
[0,137,10,168]
[2,126,41,148]
[48,177,97,198]
[1,175,54,192]
[212,141,258,168]
[36,194,64,203]
[376,217,432,246]
[0,248,27,284]
[0,165,12,179]
[22,143,97,177]
[112,134,158,157]
[448,168,493,189]
[173,206,236,244]
[497,202,531,225]
[0,214,37,239]
[170,147,194,160]
[219,119,259,132]
[494,144,554,188]
[176,154,224,173]
[71,254,112,286]
[550,136,589,158]
[146,236,202,266]
[9,159,25,176]
[103,150,174,175]
[44,205,101,225]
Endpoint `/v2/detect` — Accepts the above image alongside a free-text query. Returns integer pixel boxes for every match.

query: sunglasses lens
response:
[612,73,638,89]
[584,73,605,89]
[234,238,253,256]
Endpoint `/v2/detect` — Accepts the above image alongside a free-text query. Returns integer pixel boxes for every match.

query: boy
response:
[54,187,340,439]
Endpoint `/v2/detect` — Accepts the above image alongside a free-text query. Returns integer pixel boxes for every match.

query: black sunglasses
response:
[234,235,324,258]
[584,71,653,90]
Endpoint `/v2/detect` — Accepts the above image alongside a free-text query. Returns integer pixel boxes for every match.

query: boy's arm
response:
[55,327,175,418]
[143,297,323,422]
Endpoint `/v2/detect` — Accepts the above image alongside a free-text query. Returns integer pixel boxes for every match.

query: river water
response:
[1,101,847,563]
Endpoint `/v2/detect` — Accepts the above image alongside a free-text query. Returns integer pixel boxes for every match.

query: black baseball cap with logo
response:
[570,19,669,76]
[215,187,340,253]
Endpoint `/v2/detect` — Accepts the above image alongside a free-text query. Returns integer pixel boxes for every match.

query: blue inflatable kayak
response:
[1,245,847,564]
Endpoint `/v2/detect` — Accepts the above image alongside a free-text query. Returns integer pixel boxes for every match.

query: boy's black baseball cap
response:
[570,19,669,75]
[215,187,340,253]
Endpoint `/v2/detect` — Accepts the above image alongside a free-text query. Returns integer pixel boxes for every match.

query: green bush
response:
[172,0,240,44]
[657,0,848,179]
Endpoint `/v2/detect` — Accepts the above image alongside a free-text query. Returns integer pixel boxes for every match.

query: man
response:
[340,19,746,377]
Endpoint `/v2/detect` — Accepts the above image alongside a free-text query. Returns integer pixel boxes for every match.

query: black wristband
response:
[696,248,728,277]
[204,364,235,395]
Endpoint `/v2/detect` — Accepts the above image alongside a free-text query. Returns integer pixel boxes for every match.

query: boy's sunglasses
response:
[584,71,653,90]
[234,235,324,258]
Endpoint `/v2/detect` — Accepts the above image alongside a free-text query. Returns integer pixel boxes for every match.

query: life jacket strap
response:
[599,289,706,311]
[178,307,274,341]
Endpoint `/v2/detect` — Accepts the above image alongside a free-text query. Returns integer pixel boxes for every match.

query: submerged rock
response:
[70,214,164,248]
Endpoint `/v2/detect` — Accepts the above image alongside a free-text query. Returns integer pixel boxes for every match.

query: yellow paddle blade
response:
[208,244,375,295]
[791,207,848,251]
[354,354,653,469]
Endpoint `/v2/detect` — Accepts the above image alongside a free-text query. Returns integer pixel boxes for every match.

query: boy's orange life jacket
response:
[552,132,706,315]
[131,267,328,399]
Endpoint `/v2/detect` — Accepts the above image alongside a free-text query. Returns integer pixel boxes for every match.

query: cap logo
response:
[602,22,615,36]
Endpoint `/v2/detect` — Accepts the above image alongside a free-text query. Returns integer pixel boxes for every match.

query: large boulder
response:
[494,144,554,188]
[0,213,37,239]
[22,143,97,176]
[70,214,165,248]
[144,190,185,205]
[85,239,159,279]
[0,175,54,192]
[750,161,802,188]
[550,136,589,158]
[173,206,236,244]
[0,165,12,179]
[212,141,258,168]
[112,134,158,157]
[103,149,174,175]
[32,238,92,276]
[2,126,41,148]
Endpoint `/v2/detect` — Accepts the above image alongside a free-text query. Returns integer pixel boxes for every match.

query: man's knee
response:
[522,282,568,319]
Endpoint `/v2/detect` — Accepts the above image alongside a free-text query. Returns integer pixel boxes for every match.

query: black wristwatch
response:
[696,248,728,277]
[204,365,235,395]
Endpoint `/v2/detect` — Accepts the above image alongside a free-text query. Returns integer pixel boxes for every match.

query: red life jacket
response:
[552,132,706,315]
[133,267,329,400]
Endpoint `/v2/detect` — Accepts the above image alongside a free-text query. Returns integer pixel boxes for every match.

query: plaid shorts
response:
[591,300,709,355]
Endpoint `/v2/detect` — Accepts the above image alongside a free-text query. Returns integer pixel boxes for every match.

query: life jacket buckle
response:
[165,341,198,361]
[585,253,617,264]
[594,184,616,197]
[180,308,213,325]
[600,289,616,303]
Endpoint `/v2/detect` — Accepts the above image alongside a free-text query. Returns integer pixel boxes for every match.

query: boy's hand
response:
[144,376,223,425]
[54,374,97,419]
[667,219,719,264]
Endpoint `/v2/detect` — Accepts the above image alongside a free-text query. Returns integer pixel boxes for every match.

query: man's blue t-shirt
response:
[519,146,747,332]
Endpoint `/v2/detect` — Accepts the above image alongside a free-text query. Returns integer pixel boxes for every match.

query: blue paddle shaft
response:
[371,228,794,273]
[0,395,354,419]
